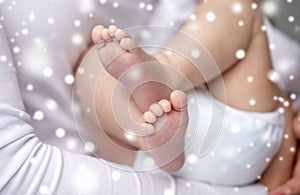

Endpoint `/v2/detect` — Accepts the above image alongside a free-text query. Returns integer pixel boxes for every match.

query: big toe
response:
[170,90,187,112]
[120,37,137,51]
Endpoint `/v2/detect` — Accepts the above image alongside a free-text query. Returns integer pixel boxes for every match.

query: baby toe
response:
[140,123,155,135]
[149,103,163,117]
[108,25,117,36]
[143,111,157,123]
[101,28,111,40]
[170,90,187,111]
[115,29,130,41]
[158,99,171,113]
[120,37,137,51]
[92,25,104,43]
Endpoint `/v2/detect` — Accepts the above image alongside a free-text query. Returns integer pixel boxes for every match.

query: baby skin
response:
[92,26,188,172]
[92,25,172,112]
[91,0,296,191]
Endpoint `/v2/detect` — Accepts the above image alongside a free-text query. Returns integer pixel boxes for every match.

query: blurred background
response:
[261,0,300,42]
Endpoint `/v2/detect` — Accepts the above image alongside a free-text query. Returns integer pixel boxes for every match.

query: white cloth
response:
[264,18,300,111]
[0,0,157,152]
[0,1,185,194]
[178,88,284,185]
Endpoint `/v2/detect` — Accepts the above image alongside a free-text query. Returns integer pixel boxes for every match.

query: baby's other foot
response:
[140,90,188,172]
[92,25,171,112]
[92,25,154,78]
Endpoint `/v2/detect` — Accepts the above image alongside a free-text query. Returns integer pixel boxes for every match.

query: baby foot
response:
[92,25,171,112]
[140,90,188,172]
[92,25,152,78]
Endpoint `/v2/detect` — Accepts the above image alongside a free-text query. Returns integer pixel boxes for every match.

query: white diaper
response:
[134,87,285,186]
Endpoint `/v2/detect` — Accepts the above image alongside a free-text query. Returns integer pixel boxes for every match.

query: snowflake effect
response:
[206,12,216,22]
[55,128,66,138]
[0,0,298,193]
[235,49,246,59]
